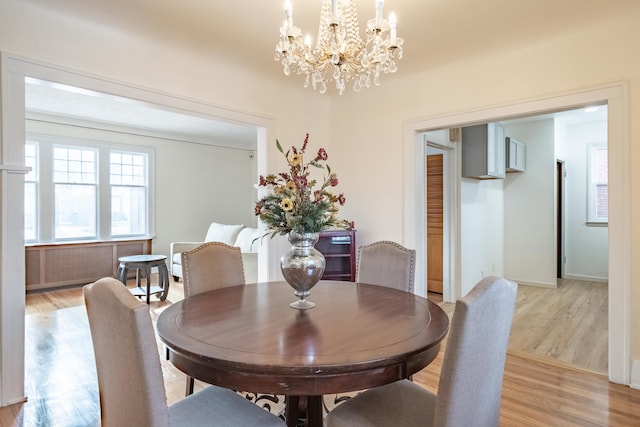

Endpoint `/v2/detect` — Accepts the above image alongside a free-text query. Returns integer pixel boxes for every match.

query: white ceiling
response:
[25,78,258,150]
[22,0,638,80]
[501,106,608,127]
[22,0,624,145]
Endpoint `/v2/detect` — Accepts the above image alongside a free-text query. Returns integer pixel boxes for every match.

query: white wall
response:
[26,120,257,261]
[460,177,504,295]
[561,119,609,281]
[503,119,557,287]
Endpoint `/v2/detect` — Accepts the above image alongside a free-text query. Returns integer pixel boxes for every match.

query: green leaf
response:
[276,139,284,154]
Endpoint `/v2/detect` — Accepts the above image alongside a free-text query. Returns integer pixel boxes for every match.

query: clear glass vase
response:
[280,231,326,309]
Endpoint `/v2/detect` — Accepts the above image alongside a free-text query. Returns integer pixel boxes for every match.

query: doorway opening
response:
[423,108,610,374]
[1,53,275,404]
[405,87,625,383]
[426,149,444,295]
[422,129,458,302]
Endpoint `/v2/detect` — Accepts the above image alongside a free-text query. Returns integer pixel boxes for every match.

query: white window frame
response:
[587,142,608,225]
[110,150,149,238]
[25,133,154,243]
[52,144,99,241]
[24,141,39,242]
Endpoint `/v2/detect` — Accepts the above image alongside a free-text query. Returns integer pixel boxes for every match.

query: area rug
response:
[239,391,357,421]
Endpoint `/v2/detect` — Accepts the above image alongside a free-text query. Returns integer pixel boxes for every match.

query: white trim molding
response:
[630,360,640,389]
[0,164,29,173]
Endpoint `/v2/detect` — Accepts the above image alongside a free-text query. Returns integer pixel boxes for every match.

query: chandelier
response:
[275,0,404,95]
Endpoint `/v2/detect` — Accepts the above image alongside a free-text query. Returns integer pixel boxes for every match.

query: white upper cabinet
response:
[461,123,506,179]
[506,137,526,172]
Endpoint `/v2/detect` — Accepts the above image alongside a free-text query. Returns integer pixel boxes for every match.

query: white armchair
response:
[170,222,262,283]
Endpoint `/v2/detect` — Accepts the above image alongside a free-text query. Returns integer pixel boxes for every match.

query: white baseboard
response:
[505,278,557,289]
[630,360,640,389]
[2,395,27,406]
[563,274,608,283]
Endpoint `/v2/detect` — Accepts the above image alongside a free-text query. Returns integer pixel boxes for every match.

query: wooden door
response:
[427,154,444,294]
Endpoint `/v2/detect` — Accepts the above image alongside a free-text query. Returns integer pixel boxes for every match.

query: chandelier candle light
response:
[275,0,404,95]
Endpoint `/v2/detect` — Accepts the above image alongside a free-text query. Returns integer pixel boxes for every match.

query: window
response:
[53,146,98,239]
[110,151,147,236]
[587,143,608,224]
[25,134,153,243]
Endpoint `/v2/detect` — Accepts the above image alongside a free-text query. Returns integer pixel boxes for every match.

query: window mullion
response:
[39,143,54,242]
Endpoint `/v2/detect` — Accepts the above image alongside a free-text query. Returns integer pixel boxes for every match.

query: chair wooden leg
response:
[185,375,195,396]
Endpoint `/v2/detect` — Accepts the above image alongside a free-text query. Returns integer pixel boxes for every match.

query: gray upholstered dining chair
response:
[356,240,416,292]
[83,277,284,427]
[181,241,246,298]
[181,241,246,394]
[326,276,518,427]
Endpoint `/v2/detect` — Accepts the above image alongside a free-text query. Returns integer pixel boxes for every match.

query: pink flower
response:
[316,148,328,161]
[329,173,339,187]
[295,176,308,188]
[338,194,346,206]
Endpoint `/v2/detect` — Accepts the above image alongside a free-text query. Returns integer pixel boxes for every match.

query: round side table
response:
[116,254,170,304]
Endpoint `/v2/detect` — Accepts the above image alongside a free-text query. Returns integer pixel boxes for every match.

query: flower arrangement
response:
[255,133,353,237]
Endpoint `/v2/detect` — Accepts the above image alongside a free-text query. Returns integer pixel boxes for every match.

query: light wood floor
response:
[1,278,637,426]
[510,278,608,374]
[435,278,608,374]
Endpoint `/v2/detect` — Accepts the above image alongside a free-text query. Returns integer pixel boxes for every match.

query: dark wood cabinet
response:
[317,230,356,282]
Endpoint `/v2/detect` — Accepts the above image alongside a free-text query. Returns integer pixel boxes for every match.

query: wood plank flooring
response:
[435,278,608,374]
[509,278,608,374]
[1,278,637,426]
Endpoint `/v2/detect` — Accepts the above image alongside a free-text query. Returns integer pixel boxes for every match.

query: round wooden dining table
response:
[157,280,449,427]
